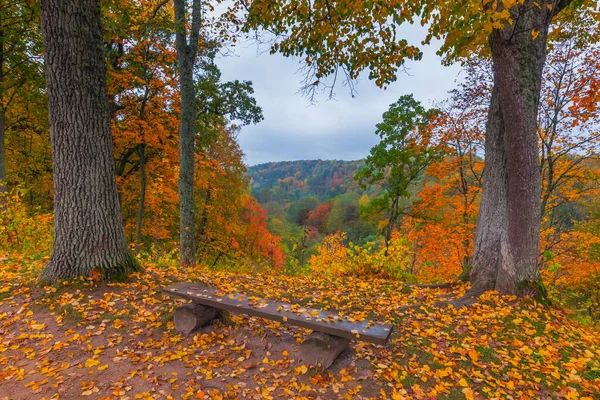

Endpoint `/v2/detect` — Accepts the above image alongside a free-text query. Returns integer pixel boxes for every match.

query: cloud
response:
[216,29,461,166]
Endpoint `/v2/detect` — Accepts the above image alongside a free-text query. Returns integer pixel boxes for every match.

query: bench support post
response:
[300,331,350,369]
[174,304,217,335]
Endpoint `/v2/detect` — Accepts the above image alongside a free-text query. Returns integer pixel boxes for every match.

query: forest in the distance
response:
[2,0,600,399]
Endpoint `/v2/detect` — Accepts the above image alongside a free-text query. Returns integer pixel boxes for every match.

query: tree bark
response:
[0,109,6,201]
[196,187,211,242]
[175,0,202,266]
[0,18,6,203]
[135,144,146,254]
[384,192,400,255]
[469,84,512,295]
[39,0,137,283]
[469,2,552,296]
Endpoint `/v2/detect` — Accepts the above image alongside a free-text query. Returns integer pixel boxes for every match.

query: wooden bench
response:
[163,282,393,368]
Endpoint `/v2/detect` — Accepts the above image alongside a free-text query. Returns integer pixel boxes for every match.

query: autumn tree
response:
[193,54,262,261]
[355,95,442,250]
[103,1,179,254]
[306,202,331,233]
[404,62,487,280]
[195,125,248,262]
[538,35,600,246]
[442,32,600,279]
[194,125,283,270]
[0,1,45,204]
[240,0,598,296]
[39,0,137,282]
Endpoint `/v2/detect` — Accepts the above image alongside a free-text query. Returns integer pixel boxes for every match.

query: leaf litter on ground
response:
[0,255,599,399]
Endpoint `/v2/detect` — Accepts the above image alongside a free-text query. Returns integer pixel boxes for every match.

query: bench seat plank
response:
[163,282,393,345]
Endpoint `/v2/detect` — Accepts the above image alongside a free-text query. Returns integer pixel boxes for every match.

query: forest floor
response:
[1,255,599,400]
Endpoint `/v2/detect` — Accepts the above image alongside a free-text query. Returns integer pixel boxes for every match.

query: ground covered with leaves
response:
[1,256,599,400]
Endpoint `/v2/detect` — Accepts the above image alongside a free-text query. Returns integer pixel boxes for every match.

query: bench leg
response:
[300,332,350,369]
[173,304,217,335]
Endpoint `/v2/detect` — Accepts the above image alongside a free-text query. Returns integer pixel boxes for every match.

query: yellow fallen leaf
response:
[295,365,308,375]
[84,358,100,368]
[462,387,475,400]
[468,349,479,362]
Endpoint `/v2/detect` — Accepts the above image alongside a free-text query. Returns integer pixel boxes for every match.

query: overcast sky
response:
[217,26,462,166]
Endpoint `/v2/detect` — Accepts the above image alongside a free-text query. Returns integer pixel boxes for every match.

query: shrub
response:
[309,231,412,280]
[0,187,53,255]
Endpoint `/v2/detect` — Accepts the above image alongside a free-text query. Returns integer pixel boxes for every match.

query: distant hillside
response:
[247,159,379,247]
[247,159,367,204]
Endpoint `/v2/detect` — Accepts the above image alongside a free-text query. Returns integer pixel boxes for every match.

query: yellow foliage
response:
[308,231,412,280]
[0,188,53,255]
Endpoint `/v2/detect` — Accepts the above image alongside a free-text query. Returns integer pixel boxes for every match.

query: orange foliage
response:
[99,2,282,268]
[398,70,486,282]
[401,157,483,283]
[306,202,331,233]
[239,196,285,270]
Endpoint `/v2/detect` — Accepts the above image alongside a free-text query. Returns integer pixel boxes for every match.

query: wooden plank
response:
[163,282,393,345]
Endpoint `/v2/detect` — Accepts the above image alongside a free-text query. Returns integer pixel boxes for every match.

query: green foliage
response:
[195,52,263,149]
[240,0,596,97]
[355,95,443,242]
[285,196,319,225]
[1,0,48,198]
[355,95,441,193]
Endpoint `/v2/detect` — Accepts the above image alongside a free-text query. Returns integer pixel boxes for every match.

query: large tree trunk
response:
[0,20,6,203]
[469,2,552,296]
[39,0,137,283]
[175,0,202,266]
[0,109,6,200]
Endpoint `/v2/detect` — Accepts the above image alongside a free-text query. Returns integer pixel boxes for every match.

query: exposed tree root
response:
[396,291,479,314]
[409,282,462,290]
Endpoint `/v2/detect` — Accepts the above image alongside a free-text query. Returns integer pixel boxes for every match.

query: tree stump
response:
[173,304,217,335]
[300,332,350,369]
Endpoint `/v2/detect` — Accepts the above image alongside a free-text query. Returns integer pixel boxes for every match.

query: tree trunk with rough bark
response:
[39,0,137,283]
[0,20,6,203]
[469,1,557,297]
[0,109,6,201]
[175,0,202,266]
[135,144,147,254]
